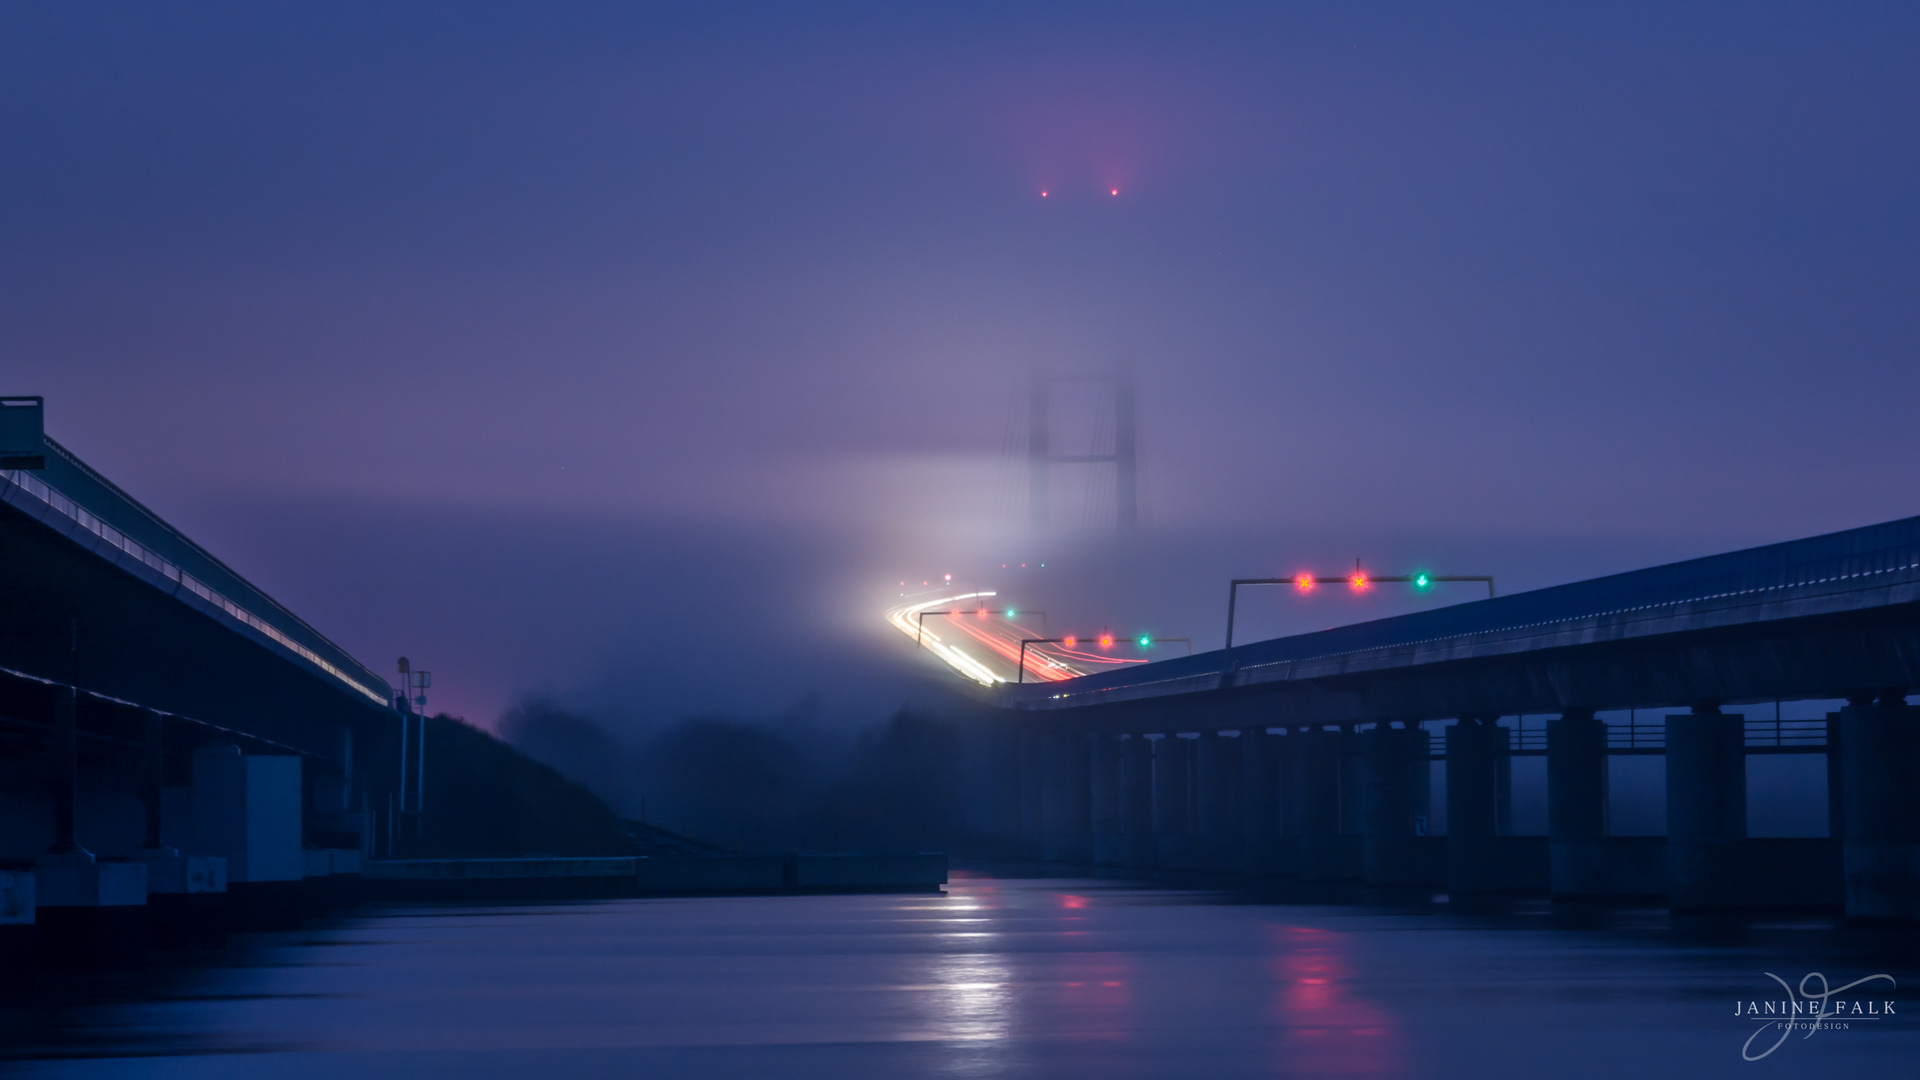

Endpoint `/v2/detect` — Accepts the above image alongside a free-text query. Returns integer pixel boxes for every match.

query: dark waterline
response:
[8,873,1918,1078]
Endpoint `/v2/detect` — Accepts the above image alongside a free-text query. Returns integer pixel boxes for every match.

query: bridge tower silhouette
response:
[1027,362,1137,534]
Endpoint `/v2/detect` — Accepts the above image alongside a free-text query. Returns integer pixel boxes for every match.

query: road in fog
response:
[886,590,1159,686]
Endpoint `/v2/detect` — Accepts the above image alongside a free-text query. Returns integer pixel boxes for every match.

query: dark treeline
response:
[500,696,970,854]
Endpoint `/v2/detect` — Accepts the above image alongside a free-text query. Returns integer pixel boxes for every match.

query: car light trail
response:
[886,590,1152,686]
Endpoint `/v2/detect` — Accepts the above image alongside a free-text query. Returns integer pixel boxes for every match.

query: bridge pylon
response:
[1026,360,1137,535]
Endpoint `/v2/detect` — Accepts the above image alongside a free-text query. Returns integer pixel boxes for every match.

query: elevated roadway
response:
[997,515,1920,728]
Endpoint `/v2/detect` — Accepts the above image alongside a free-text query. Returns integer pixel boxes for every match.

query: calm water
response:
[9,872,1919,1078]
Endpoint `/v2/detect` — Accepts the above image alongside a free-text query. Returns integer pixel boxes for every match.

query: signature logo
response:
[1736,973,1896,1061]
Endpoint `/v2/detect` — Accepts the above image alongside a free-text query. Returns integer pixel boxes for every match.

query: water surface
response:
[10,873,1918,1078]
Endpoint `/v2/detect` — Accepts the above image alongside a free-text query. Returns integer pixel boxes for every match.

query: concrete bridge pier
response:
[1362,723,1431,884]
[1339,725,1364,845]
[36,684,150,970]
[962,721,1022,855]
[191,743,306,930]
[1017,727,1044,859]
[1445,717,1504,893]
[1193,732,1241,871]
[1240,728,1284,874]
[130,711,228,948]
[1289,727,1348,878]
[1040,730,1092,863]
[1665,704,1747,911]
[1090,734,1123,865]
[1153,735,1196,869]
[1838,695,1918,921]
[1120,735,1155,868]
[1547,709,1609,899]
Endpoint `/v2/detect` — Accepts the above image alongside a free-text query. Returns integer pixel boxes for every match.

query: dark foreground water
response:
[9,872,1919,1078]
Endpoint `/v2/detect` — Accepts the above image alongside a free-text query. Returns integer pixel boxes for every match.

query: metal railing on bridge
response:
[1410,709,1832,758]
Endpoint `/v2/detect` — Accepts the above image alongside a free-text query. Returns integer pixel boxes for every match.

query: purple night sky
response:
[5,3,1919,730]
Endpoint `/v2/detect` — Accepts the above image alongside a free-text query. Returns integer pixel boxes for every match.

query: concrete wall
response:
[191,746,303,884]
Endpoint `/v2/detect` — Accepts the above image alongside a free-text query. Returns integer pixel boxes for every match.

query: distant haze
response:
[5,3,1918,730]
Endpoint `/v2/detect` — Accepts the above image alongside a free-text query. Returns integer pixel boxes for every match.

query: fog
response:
[6,4,1920,837]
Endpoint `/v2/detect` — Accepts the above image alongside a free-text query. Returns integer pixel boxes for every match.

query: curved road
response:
[885,590,1151,686]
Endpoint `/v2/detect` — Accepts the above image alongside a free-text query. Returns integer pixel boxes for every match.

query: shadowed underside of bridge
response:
[0,502,398,757]
[0,441,397,755]
[998,514,1920,730]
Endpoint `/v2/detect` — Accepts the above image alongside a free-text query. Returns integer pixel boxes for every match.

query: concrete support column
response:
[1040,730,1092,863]
[1409,727,1433,835]
[1664,703,1747,910]
[1826,706,1848,845]
[1839,696,1918,921]
[1153,735,1194,869]
[1018,727,1043,858]
[194,744,306,929]
[964,722,1023,852]
[1361,724,1420,884]
[1120,735,1155,868]
[1338,726,1364,838]
[1288,727,1344,877]
[1495,752,1515,836]
[138,712,171,853]
[49,686,83,856]
[1240,728,1283,873]
[1446,717,1503,893]
[1193,733,1241,871]
[1547,709,1608,899]
[35,684,148,970]
[1090,735,1123,866]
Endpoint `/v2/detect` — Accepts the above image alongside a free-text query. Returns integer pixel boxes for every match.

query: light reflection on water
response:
[926,952,1014,1042]
[3,873,1916,1078]
[1273,925,1400,1075]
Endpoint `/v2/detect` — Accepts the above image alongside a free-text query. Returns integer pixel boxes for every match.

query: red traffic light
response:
[1294,572,1314,592]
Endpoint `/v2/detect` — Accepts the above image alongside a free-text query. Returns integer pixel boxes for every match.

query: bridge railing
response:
[1743,715,1829,749]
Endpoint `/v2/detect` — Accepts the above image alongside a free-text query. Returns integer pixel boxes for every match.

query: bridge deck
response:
[1003,515,1920,714]
[1,438,391,707]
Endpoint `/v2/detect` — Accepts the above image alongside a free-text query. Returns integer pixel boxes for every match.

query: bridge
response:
[959,515,1920,920]
[0,398,405,963]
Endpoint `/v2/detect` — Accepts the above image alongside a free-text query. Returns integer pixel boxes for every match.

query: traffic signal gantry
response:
[1017,635,1193,684]
[1223,568,1497,650]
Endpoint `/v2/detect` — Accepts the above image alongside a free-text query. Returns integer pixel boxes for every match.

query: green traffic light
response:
[1137,635,1151,647]
[1412,572,1433,591]
[1005,609,1017,618]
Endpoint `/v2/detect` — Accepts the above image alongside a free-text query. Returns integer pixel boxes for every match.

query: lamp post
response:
[396,658,431,825]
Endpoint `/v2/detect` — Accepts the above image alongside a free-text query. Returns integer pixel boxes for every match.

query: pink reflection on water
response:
[1052,950,1133,1042]
[1271,924,1401,1074]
